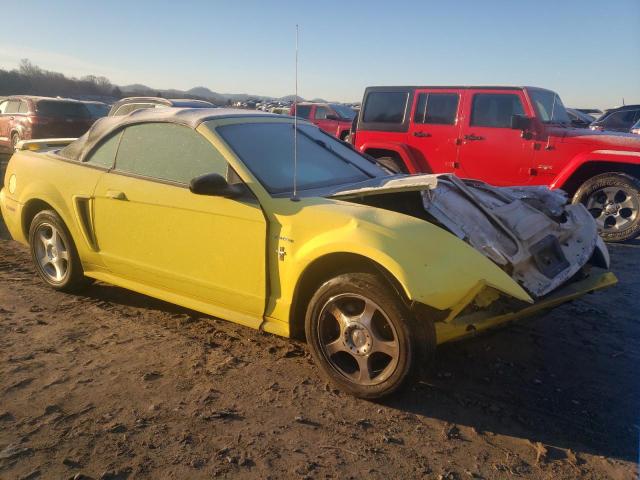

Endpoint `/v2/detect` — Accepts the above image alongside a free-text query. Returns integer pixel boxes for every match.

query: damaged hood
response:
[333,174,610,299]
[328,174,439,197]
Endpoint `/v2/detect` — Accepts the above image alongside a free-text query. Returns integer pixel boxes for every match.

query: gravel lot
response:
[0,155,638,479]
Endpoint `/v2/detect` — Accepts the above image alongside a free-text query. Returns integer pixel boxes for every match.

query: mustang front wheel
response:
[29,210,91,292]
[305,273,421,399]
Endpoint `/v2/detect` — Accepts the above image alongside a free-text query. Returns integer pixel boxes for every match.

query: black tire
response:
[375,156,407,174]
[11,132,20,151]
[572,172,640,242]
[305,272,433,399]
[28,210,91,292]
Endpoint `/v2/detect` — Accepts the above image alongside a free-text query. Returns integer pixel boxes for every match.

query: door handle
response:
[463,134,484,141]
[413,131,431,138]
[106,190,127,200]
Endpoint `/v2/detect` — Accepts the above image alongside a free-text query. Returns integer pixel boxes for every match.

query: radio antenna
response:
[291,24,300,202]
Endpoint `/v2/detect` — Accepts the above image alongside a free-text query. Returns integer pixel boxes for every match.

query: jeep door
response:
[457,90,535,185]
[92,122,267,326]
[407,89,462,174]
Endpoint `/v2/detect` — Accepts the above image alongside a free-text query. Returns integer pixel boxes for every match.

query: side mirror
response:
[189,173,244,198]
[511,114,532,131]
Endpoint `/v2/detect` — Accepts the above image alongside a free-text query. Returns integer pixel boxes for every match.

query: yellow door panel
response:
[92,173,266,320]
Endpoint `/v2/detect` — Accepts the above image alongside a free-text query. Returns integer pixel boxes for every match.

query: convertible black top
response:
[59,108,278,162]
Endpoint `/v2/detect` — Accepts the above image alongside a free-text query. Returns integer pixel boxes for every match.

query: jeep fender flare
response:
[550,149,640,191]
[358,142,422,174]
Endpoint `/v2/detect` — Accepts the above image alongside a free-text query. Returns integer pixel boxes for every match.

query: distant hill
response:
[120,84,323,105]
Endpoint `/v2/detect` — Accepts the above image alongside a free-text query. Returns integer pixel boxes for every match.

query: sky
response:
[0,0,638,108]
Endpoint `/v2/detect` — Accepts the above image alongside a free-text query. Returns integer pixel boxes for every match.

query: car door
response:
[92,122,267,325]
[407,90,462,174]
[0,100,20,148]
[0,100,9,147]
[457,90,535,185]
[314,105,335,134]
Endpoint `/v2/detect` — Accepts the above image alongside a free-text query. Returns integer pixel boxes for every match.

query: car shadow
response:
[380,287,639,462]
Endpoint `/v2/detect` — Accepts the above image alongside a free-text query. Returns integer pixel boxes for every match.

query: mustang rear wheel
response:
[29,210,91,292]
[573,173,640,242]
[305,272,428,399]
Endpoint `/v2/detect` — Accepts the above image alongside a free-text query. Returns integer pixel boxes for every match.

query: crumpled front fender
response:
[290,205,532,312]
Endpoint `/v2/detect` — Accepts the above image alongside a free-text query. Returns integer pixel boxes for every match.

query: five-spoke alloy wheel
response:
[573,173,640,242]
[28,210,90,291]
[306,272,432,399]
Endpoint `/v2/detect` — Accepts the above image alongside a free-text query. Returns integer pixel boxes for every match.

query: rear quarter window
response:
[362,92,409,123]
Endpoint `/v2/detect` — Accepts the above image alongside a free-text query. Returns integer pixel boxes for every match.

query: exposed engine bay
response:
[333,174,610,298]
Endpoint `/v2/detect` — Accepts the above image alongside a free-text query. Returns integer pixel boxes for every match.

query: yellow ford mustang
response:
[0,108,616,398]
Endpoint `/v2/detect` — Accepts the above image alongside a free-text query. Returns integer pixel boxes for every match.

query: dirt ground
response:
[0,156,638,480]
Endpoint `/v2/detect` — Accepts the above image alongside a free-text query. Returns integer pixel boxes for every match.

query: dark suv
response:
[0,96,92,151]
[590,105,640,133]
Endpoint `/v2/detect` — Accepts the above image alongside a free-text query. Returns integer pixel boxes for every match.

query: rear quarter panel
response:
[1,150,106,269]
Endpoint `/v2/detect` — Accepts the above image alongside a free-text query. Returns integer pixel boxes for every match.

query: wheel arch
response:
[555,160,640,196]
[22,198,59,240]
[288,252,410,340]
[360,142,423,174]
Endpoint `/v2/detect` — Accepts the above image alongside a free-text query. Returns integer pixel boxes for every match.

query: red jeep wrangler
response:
[291,102,356,140]
[352,86,640,242]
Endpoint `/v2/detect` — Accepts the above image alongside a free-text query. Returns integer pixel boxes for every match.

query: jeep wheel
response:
[573,173,640,242]
[375,156,407,174]
[305,273,431,399]
[29,210,92,291]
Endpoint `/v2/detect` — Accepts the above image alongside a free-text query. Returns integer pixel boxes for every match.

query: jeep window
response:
[216,122,383,194]
[314,106,329,120]
[330,104,357,120]
[414,93,459,125]
[36,101,90,118]
[362,92,408,123]
[294,105,312,119]
[115,123,229,184]
[529,90,571,125]
[470,94,525,128]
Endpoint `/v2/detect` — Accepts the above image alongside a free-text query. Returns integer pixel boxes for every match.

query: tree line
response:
[0,59,121,99]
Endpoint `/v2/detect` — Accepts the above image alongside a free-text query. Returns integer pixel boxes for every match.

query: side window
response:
[362,92,408,123]
[470,94,524,128]
[294,105,312,119]
[604,111,633,129]
[115,123,230,184]
[314,106,329,120]
[413,93,459,125]
[4,100,20,114]
[0,101,7,114]
[18,101,29,114]
[85,131,122,168]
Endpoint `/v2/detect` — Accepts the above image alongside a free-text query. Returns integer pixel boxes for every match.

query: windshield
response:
[329,104,357,120]
[214,121,384,194]
[36,101,90,118]
[529,90,571,124]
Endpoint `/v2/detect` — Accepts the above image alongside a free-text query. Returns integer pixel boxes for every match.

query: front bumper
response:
[435,268,617,344]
